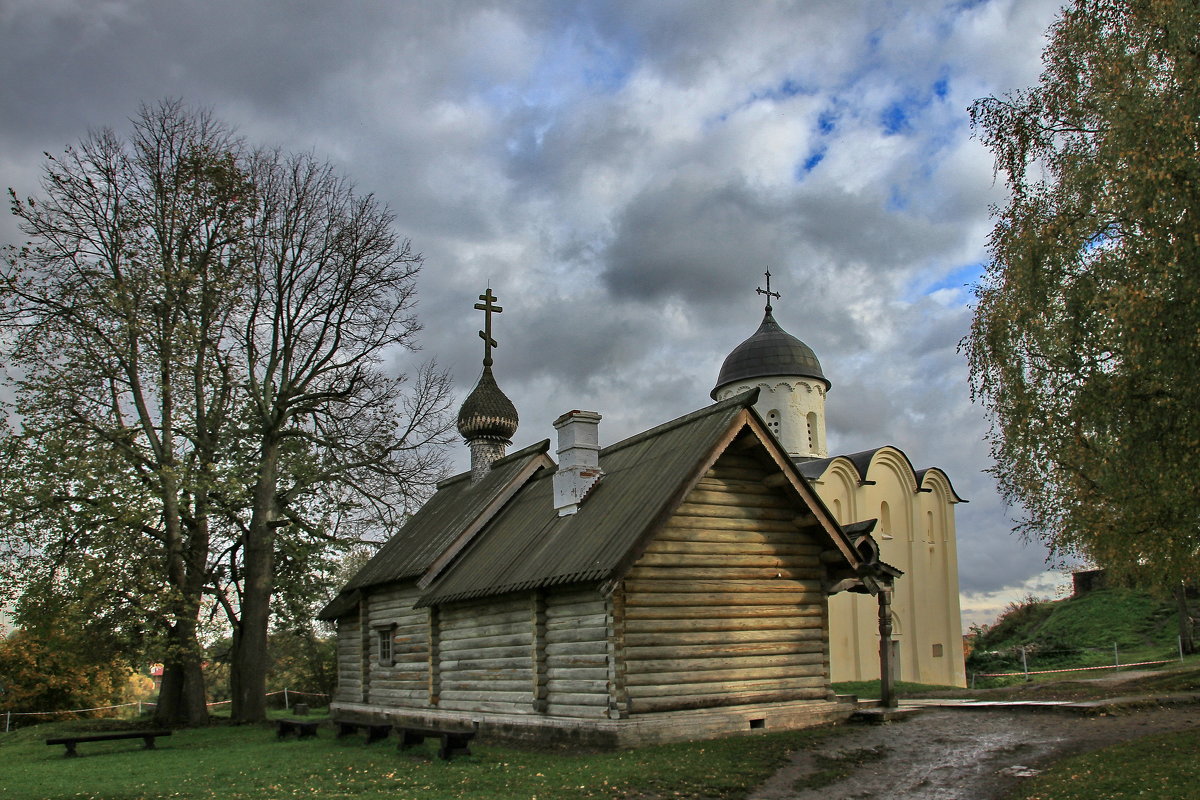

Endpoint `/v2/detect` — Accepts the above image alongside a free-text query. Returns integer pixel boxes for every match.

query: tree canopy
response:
[967,1,1200,601]
[0,100,454,723]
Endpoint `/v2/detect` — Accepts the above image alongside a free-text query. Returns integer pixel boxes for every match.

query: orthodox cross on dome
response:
[474,287,503,367]
[756,268,781,313]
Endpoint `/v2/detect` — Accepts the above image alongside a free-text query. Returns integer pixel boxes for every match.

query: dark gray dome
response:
[457,365,518,442]
[711,310,829,398]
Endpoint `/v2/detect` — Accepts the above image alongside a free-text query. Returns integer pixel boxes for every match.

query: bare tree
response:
[1,102,455,725]
[1,100,250,725]
[222,151,454,722]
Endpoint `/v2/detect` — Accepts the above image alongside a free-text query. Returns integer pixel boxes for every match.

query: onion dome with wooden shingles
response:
[457,365,518,442]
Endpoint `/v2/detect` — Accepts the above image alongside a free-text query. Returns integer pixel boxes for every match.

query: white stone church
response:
[711,289,966,687]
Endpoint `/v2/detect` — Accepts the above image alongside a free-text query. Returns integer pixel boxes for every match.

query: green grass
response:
[0,713,848,800]
[969,588,1182,677]
[1009,728,1200,800]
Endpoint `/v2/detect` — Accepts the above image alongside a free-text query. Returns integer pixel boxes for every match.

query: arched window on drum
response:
[766,409,781,438]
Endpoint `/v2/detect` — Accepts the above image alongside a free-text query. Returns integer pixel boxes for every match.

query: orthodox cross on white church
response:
[475,288,502,367]
[756,269,781,313]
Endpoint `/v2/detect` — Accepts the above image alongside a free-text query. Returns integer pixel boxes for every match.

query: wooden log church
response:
[319,289,899,747]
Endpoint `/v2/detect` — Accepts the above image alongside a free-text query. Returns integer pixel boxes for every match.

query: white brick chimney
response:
[553,410,603,516]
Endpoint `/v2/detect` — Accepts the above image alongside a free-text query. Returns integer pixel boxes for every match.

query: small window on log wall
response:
[377,626,395,667]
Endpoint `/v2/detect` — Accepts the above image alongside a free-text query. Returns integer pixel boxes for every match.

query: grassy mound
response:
[968,588,1180,676]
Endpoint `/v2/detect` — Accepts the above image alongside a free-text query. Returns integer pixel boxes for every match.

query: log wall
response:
[334,616,362,703]
[545,587,612,718]
[621,451,831,714]
[344,582,618,718]
[437,594,535,714]
[364,583,430,706]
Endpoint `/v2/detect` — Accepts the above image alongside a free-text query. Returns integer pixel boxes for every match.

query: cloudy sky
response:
[0,0,1075,628]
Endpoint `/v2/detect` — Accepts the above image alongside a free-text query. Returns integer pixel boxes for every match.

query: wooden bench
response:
[397,726,475,760]
[275,718,321,739]
[333,718,392,743]
[46,730,171,758]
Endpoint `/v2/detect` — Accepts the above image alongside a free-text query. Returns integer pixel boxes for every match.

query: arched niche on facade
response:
[813,458,860,523]
[863,448,919,542]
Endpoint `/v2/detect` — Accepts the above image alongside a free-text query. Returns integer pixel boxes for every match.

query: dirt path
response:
[749,705,1200,800]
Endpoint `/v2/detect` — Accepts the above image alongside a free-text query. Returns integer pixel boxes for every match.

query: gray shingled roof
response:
[416,391,760,607]
[319,390,867,620]
[339,439,552,592]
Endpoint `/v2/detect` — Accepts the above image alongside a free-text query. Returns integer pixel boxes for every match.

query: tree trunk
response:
[155,469,210,727]
[1176,583,1195,655]
[153,621,208,726]
[230,437,280,723]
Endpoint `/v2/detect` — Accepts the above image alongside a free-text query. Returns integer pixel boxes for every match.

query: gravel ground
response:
[749,704,1200,800]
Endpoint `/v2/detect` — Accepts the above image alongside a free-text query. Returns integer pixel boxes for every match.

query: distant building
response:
[1072,569,1107,596]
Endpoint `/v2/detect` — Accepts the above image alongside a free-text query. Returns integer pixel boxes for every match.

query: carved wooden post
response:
[427,606,441,706]
[878,585,896,708]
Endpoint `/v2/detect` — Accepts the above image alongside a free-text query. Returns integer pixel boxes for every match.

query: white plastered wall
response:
[716,379,828,459]
[813,449,966,687]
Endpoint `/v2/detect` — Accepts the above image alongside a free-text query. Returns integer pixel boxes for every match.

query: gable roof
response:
[338,439,554,593]
[417,390,859,607]
[320,390,868,619]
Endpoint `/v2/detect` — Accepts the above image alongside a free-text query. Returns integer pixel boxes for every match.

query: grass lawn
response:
[0,711,847,800]
[1010,728,1200,800]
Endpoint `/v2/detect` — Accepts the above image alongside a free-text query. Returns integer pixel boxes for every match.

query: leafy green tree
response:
[1,100,455,724]
[0,592,137,718]
[267,628,337,702]
[1,102,251,724]
[967,0,1199,651]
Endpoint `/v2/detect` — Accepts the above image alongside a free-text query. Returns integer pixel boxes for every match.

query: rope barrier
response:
[976,658,1174,678]
[5,701,148,717]
[2,689,332,731]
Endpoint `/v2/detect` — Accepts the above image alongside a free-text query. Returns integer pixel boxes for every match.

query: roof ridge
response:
[602,388,759,456]
[436,438,552,488]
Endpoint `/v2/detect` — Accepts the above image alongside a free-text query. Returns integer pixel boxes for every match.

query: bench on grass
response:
[333,718,392,743]
[46,730,172,758]
[397,726,475,760]
[275,718,321,739]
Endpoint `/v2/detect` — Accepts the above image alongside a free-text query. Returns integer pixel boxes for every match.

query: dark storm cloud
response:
[603,175,786,303]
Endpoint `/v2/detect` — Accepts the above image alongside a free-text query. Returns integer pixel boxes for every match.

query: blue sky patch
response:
[881,102,911,135]
[746,76,816,106]
[924,262,988,295]
[795,149,826,180]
